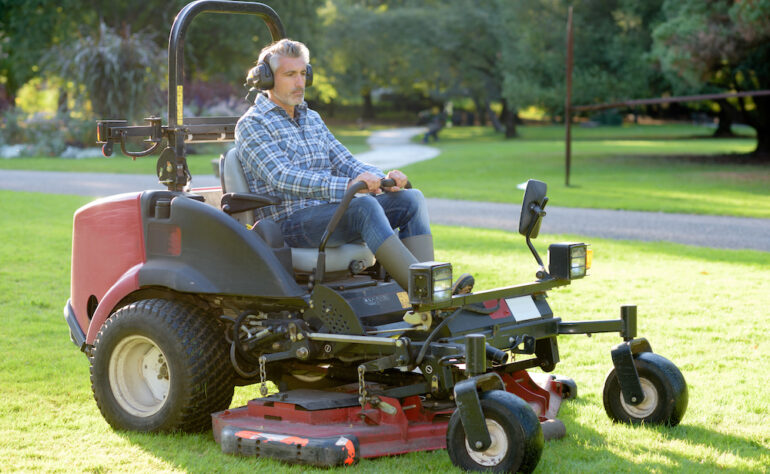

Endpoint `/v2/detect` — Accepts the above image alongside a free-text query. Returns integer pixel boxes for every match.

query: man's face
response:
[268,55,307,113]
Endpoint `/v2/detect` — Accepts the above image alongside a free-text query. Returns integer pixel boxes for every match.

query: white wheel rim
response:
[290,370,327,383]
[620,377,658,418]
[464,418,508,467]
[109,335,170,417]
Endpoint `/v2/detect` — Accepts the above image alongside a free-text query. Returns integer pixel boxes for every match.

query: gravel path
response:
[2,127,768,252]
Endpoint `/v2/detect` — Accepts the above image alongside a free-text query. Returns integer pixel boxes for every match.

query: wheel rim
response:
[289,370,327,383]
[620,377,658,418]
[109,335,170,417]
[464,418,508,467]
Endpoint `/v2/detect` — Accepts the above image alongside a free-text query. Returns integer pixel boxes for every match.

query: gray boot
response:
[375,234,418,289]
[402,234,434,262]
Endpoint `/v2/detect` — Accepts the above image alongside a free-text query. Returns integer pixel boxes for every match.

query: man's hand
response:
[384,170,408,192]
[349,172,382,194]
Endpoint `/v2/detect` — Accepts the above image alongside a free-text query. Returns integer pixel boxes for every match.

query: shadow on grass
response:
[627,152,770,166]
[546,397,766,473]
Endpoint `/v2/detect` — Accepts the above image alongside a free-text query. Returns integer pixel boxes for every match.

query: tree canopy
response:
[1,0,768,157]
[652,0,770,155]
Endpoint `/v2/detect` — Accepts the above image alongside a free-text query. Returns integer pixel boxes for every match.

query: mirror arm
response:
[525,197,550,280]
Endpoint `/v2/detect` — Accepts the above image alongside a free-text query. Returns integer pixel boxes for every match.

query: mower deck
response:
[212,370,566,467]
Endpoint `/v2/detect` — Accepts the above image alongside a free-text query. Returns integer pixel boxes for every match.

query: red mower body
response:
[69,192,144,346]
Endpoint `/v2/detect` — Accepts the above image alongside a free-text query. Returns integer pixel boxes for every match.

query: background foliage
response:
[1,0,769,156]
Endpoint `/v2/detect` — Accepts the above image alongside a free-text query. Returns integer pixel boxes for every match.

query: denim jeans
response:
[279,188,430,253]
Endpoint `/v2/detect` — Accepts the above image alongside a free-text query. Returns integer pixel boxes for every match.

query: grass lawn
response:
[1,190,768,472]
[0,125,373,177]
[403,124,770,218]
[2,122,768,218]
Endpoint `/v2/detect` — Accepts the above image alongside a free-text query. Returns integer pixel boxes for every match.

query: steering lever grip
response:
[379,178,412,190]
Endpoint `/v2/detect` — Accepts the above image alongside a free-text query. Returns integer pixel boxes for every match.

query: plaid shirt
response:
[235,93,384,223]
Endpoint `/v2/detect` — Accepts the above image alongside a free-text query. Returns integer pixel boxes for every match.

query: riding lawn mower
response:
[64,1,688,472]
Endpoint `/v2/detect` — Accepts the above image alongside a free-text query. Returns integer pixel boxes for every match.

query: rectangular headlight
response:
[548,243,589,280]
[408,262,453,306]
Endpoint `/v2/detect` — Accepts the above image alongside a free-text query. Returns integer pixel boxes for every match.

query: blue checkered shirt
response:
[235,93,384,223]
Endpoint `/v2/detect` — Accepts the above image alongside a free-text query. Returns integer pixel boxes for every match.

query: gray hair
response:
[258,39,310,71]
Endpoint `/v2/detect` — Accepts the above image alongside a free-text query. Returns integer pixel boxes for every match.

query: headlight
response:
[548,243,591,280]
[408,262,453,306]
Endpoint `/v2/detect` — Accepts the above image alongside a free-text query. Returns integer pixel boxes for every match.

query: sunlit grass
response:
[403,125,768,218]
[1,190,768,472]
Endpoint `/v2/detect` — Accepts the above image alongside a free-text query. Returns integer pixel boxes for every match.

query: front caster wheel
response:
[603,352,688,426]
[446,390,543,473]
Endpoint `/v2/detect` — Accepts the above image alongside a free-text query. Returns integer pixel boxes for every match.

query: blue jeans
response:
[279,188,430,253]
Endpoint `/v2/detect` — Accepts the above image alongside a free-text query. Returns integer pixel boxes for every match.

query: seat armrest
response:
[221,192,282,215]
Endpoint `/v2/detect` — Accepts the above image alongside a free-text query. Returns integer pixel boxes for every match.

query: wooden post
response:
[565,6,573,187]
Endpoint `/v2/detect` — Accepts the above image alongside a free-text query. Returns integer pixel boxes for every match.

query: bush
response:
[44,23,165,123]
[590,109,623,126]
[0,108,96,156]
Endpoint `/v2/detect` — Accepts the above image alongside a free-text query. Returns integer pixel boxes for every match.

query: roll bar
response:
[96,1,285,191]
[168,0,285,128]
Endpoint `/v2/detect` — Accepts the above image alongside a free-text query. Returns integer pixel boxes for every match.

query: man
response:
[234,39,472,293]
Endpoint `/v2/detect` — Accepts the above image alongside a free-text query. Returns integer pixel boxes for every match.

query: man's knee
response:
[350,194,380,211]
[349,194,388,223]
[397,188,426,213]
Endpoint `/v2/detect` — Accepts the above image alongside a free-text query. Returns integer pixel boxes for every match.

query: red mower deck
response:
[212,370,566,467]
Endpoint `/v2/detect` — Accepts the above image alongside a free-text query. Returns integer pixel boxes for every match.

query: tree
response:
[0,0,82,108]
[652,0,770,158]
[320,1,440,118]
[45,23,165,122]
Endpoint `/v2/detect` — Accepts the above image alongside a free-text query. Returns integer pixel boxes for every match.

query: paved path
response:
[354,127,440,169]
[1,127,768,252]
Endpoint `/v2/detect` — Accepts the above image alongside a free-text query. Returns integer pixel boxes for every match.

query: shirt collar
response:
[254,92,308,122]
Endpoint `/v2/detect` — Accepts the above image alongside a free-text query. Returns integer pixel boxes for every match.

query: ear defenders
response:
[245,53,313,90]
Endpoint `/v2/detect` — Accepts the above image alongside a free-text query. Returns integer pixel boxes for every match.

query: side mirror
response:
[518,179,548,239]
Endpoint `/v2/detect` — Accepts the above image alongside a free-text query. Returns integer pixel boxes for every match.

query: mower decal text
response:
[335,436,357,465]
[363,294,389,306]
[235,430,309,446]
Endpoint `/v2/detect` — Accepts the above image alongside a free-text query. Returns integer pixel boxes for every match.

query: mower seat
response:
[219,148,375,274]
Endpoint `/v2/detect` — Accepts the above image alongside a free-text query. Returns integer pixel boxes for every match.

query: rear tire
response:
[90,298,234,432]
[603,352,687,426]
[446,390,543,473]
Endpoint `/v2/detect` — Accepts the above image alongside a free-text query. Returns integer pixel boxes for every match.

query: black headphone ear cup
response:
[305,64,313,87]
[257,61,274,90]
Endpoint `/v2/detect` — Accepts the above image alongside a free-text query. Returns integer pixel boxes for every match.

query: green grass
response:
[1,190,768,472]
[4,122,767,217]
[403,124,769,218]
[0,125,373,177]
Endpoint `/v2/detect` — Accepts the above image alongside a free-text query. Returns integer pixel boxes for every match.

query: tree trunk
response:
[499,99,518,138]
[713,99,735,138]
[58,89,69,114]
[755,126,770,158]
[0,85,14,112]
[750,96,770,160]
[361,89,375,119]
[474,97,487,126]
[487,104,503,133]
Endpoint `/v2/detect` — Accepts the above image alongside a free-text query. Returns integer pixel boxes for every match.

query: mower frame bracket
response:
[453,372,505,452]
